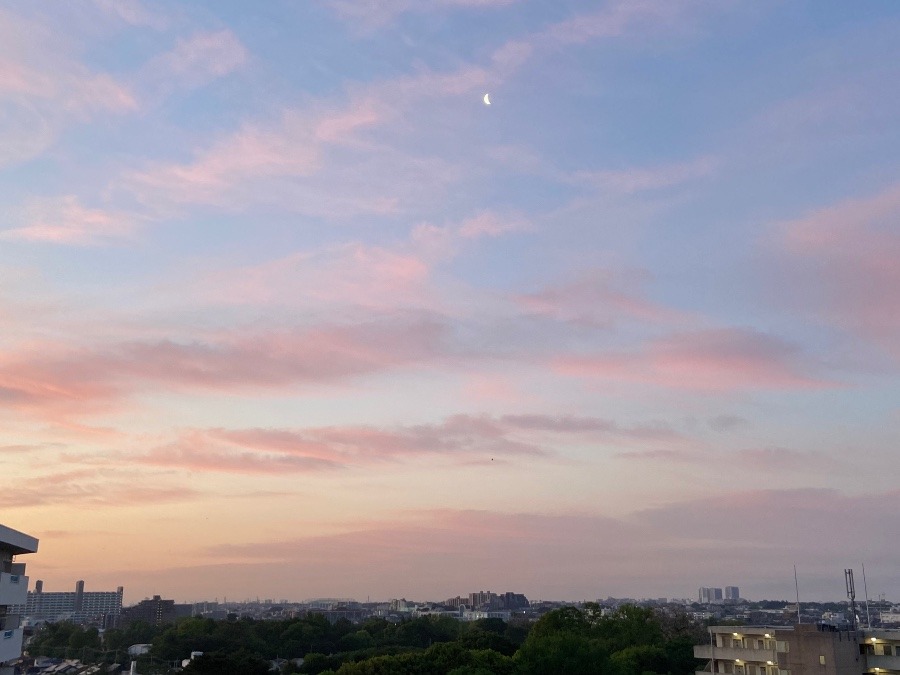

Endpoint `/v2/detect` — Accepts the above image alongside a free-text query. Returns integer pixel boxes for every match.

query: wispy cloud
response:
[141,29,248,96]
[0,316,450,421]
[0,8,136,166]
[569,156,718,194]
[774,182,900,361]
[554,327,836,391]
[517,270,687,328]
[134,412,682,475]
[90,0,169,29]
[327,0,521,30]
[0,468,198,509]
[2,196,137,245]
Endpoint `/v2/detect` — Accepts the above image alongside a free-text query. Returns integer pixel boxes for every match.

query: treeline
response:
[27,603,705,675]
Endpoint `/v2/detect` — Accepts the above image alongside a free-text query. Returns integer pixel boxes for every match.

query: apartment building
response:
[20,580,124,626]
[0,523,38,675]
[695,624,900,675]
[862,629,900,675]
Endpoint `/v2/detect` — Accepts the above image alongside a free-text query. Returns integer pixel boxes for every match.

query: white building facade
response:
[0,524,39,675]
[695,624,900,675]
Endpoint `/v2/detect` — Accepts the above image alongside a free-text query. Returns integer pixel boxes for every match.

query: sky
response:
[1,0,899,606]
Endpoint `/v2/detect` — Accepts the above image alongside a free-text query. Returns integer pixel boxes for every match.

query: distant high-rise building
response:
[0,523,39,673]
[725,586,740,601]
[119,595,192,627]
[699,587,724,604]
[17,580,123,626]
[468,591,496,609]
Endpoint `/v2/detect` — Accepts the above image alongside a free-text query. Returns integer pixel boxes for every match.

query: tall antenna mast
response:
[862,563,871,628]
[794,565,801,624]
[844,569,857,630]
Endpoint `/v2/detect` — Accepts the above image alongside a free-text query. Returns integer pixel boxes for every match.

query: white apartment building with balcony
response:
[695,624,900,675]
[0,523,38,675]
[862,629,900,675]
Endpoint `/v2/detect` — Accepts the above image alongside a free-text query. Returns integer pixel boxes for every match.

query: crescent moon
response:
[483,93,491,105]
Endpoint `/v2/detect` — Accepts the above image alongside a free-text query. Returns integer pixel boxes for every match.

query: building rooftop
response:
[0,523,39,555]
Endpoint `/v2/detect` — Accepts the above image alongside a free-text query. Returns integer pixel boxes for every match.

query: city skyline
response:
[2,1,900,603]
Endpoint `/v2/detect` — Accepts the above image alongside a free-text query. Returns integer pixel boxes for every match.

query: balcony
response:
[695,645,778,662]
[0,627,24,665]
[0,573,28,607]
[867,654,900,672]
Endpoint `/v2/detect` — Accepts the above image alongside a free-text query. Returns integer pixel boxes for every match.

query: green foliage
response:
[331,640,515,675]
[183,648,271,675]
[611,644,669,675]
[104,620,167,652]
[30,602,705,675]
[595,606,664,652]
[515,630,612,675]
[27,622,102,660]
[514,604,702,675]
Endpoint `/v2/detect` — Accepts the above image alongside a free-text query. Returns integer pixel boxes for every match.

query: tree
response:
[183,648,271,675]
[610,644,669,675]
[515,630,612,675]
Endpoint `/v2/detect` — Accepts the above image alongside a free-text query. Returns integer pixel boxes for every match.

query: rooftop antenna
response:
[844,568,857,630]
[794,565,802,624]
[862,563,871,628]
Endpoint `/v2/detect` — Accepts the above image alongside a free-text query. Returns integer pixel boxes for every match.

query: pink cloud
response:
[615,446,839,474]
[194,242,432,311]
[615,448,706,464]
[314,98,386,143]
[138,416,551,475]
[0,317,449,420]
[90,0,169,29]
[118,42,494,218]
[127,414,683,475]
[127,114,323,208]
[328,0,521,29]
[142,29,248,94]
[541,0,714,47]
[114,0,728,221]
[733,447,838,471]
[517,270,687,327]
[570,156,718,194]
[133,412,685,475]
[457,211,529,238]
[0,8,136,166]
[0,59,54,97]
[411,210,529,264]
[3,196,137,245]
[141,444,344,475]
[190,209,524,312]
[775,182,900,359]
[0,468,198,509]
[64,73,137,115]
[555,327,836,391]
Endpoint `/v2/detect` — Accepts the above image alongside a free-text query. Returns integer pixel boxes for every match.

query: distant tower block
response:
[725,586,740,601]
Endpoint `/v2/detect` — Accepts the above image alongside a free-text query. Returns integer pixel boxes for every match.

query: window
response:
[776,642,789,653]
[819,656,825,666]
